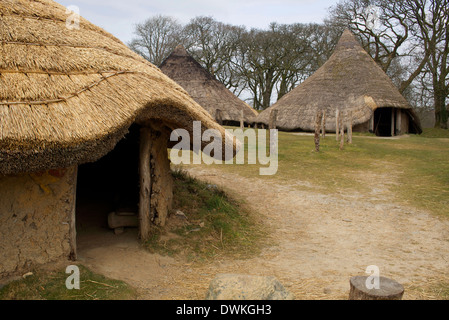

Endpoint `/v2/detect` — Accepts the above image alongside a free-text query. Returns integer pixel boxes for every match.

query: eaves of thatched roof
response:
[256,29,422,133]
[0,0,237,175]
[159,45,258,124]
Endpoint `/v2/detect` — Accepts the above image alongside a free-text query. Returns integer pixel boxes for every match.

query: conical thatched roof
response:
[159,45,258,125]
[0,0,238,175]
[256,29,422,133]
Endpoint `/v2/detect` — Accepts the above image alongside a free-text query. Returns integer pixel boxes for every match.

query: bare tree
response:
[128,15,182,66]
[328,0,428,93]
[182,16,246,92]
[405,0,449,128]
[328,0,448,128]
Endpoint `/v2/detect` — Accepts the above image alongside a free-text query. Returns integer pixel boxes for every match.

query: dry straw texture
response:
[0,0,237,175]
[256,29,422,133]
[160,45,258,124]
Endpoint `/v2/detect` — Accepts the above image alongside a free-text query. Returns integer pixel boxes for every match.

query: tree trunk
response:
[349,276,404,300]
[434,87,448,129]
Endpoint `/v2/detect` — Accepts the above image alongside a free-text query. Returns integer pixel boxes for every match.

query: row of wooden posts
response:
[214,108,354,152]
[314,109,353,152]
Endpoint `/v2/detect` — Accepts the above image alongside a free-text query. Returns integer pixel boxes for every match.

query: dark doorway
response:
[374,107,393,137]
[75,124,141,246]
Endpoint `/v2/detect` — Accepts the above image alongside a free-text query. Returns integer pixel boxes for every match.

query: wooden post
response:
[315,111,323,152]
[321,110,326,138]
[396,109,402,135]
[391,108,395,136]
[349,276,404,300]
[369,114,374,133]
[269,109,278,130]
[240,110,244,129]
[339,115,345,150]
[139,127,152,241]
[69,166,78,261]
[335,109,340,141]
[215,109,223,125]
[347,111,353,144]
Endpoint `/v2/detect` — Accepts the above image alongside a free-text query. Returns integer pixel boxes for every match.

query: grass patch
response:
[143,168,266,262]
[419,127,449,138]
[184,127,449,218]
[0,264,137,300]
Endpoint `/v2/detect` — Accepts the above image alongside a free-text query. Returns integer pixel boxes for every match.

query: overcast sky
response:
[56,0,339,44]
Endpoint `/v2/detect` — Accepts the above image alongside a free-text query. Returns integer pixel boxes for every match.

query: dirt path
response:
[78,165,449,300]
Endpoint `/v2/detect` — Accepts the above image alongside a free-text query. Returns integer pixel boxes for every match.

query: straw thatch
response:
[0,0,238,175]
[256,29,422,134]
[159,45,258,125]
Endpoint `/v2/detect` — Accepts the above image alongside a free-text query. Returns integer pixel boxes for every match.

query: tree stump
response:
[349,276,404,300]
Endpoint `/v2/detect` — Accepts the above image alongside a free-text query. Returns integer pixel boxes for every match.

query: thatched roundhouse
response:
[256,29,422,136]
[160,45,258,126]
[0,0,237,278]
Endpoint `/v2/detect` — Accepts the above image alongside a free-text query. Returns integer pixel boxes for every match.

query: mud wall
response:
[0,166,77,278]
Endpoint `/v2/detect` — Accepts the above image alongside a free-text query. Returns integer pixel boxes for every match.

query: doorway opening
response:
[373,107,394,137]
[75,124,141,250]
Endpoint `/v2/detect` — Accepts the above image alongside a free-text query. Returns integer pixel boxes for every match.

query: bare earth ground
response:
[77,165,449,300]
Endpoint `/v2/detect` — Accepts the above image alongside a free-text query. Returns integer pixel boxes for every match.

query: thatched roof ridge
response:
[159,45,258,124]
[0,0,238,175]
[256,29,422,132]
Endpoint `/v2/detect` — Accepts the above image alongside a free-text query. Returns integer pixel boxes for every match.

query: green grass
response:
[3,127,448,300]
[0,264,137,300]
[185,127,449,218]
[419,127,449,138]
[143,168,267,262]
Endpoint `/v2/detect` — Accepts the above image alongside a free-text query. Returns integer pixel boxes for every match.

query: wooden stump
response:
[349,276,404,300]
